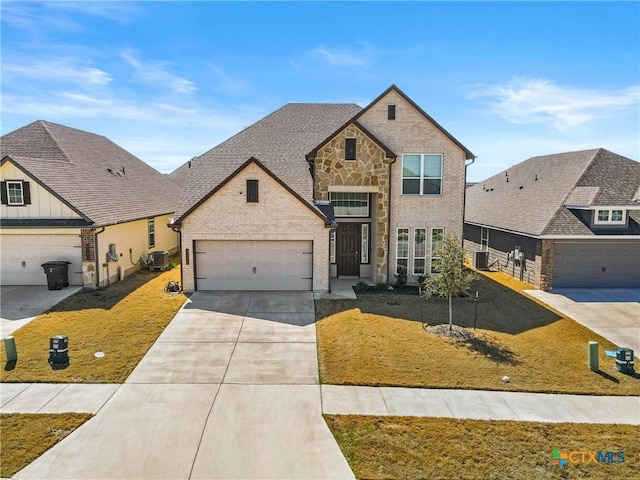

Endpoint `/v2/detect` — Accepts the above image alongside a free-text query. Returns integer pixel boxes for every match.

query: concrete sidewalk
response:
[322,385,640,424]
[12,291,354,480]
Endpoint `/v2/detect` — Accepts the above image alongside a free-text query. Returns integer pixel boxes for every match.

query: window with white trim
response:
[148,218,156,248]
[329,230,336,264]
[329,192,369,217]
[413,228,427,274]
[361,224,369,264]
[402,154,443,195]
[396,228,409,274]
[7,181,24,205]
[481,227,489,251]
[430,228,444,274]
[594,209,626,225]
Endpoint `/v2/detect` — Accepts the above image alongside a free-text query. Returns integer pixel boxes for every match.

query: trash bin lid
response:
[41,261,72,267]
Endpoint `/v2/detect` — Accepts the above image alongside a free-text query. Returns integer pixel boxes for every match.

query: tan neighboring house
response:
[1,121,179,289]
[464,149,640,289]
[170,85,475,292]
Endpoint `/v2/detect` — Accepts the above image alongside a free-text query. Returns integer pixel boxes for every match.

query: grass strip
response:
[325,415,640,480]
[0,413,92,478]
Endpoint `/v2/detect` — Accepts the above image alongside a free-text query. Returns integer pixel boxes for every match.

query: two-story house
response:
[170,85,474,292]
[464,149,640,289]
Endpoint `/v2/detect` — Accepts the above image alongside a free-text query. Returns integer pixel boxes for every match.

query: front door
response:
[337,223,359,276]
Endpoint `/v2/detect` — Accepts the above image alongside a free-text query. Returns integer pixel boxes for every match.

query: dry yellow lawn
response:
[316,271,640,395]
[0,413,92,478]
[0,268,186,383]
[325,415,640,480]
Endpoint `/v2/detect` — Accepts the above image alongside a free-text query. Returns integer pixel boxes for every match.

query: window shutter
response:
[22,182,31,204]
[0,182,6,205]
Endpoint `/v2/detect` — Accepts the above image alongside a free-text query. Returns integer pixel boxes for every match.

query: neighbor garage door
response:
[195,240,313,290]
[0,233,83,286]
[553,240,640,288]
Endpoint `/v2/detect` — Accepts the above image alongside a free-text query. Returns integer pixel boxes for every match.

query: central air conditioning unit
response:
[474,251,489,270]
[149,250,169,271]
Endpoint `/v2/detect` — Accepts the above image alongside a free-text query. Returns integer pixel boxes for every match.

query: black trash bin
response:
[41,261,71,290]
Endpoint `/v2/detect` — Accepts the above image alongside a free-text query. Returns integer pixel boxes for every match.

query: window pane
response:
[330,230,336,263]
[403,179,420,195]
[597,210,609,221]
[361,224,369,263]
[7,182,23,204]
[345,138,356,161]
[414,258,425,274]
[430,258,440,274]
[397,258,408,274]
[414,228,426,257]
[397,229,409,258]
[423,179,441,195]
[612,210,623,221]
[330,192,368,216]
[423,155,442,177]
[432,228,444,249]
[402,155,421,177]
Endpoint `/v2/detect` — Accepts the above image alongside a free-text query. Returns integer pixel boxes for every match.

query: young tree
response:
[422,234,477,330]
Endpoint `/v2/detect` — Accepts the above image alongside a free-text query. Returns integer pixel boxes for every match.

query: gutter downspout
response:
[463,156,476,247]
[94,226,105,288]
[386,155,397,283]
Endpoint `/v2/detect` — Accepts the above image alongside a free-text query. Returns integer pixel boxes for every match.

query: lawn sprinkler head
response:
[502,376,510,383]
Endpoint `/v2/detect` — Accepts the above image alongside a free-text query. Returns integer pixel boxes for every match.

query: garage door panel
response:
[195,240,312,291]
[554,241,640,288]
[1,234,83,286]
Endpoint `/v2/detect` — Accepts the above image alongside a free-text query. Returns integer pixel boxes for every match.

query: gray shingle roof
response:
[1,121,178,226]
[173,103,362,221]
[465,148,640,237]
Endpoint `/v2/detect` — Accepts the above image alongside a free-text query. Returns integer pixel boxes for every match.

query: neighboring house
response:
[464,148,640,289]
[1,121,179,289]
[170,85,475,292]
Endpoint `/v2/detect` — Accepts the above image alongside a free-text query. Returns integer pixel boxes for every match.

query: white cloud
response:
[305,43,373,68]
[3,58,112,86]
[468,78,639,131]
[120,50,196,95]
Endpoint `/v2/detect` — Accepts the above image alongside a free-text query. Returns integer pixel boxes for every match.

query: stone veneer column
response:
[313,124,392,283]
[80,228,97,290]
[539,239,554,291]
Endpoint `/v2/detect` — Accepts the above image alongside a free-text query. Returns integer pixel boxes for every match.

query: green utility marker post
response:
[588,341,599,371]
[4,336,18,362]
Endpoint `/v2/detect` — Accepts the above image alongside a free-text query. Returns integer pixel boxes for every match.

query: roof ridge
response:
[37,120,73,163]
[541,148,603,235]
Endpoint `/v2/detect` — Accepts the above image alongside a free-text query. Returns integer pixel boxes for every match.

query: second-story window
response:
[345,138,356,161]
[247,179,259,203]
[388,105,396,120]
[402,154,443,195]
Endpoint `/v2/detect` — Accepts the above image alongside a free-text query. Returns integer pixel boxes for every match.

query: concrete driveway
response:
[525,288,640,353]
[1,285,82,337]
[16,291,353,479]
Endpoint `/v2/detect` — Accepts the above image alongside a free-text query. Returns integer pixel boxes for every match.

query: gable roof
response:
[353,84,476,160]
[177,156,333,226]
[305,120,396,160]
[173,103,362,221]
[1,121,178,226]
[465,148,640,237]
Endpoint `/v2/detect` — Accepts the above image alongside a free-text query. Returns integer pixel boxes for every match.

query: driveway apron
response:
[16,291,353,479]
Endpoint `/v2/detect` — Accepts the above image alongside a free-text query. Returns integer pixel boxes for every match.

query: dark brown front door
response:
[337,224,359,276]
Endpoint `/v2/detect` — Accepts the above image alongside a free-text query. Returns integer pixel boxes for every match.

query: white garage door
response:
[1,234,83,286]
[195,240,313,290]
[553,240,640,288]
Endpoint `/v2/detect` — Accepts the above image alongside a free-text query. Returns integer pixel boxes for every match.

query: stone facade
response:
[539,239,555,291]
[313,123,393,282]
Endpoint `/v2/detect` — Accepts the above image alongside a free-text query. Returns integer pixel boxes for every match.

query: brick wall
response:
[180,162,330,292]
[358,89,468,283]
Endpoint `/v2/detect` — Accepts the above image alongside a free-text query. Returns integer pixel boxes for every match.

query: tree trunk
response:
[448,293,453,330]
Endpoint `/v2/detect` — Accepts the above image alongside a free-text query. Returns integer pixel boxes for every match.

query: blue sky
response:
[1,1,638,181]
